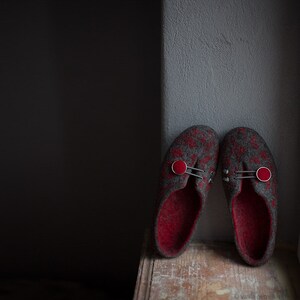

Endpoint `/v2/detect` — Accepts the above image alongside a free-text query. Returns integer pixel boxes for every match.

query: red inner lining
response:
[156,177,202,256]
[232,179,271,261]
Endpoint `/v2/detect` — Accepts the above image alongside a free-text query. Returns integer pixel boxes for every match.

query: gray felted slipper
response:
[221,127,278,266]
[154,125,219,258]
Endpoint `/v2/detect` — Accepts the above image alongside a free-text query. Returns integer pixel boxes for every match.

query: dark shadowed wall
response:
[0,1,161,298]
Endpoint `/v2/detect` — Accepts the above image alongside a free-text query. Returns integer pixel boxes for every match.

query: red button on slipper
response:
[221,127,278,266]
[154,125,219,258]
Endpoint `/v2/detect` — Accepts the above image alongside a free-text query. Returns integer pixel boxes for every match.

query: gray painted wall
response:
[163,0,300,243]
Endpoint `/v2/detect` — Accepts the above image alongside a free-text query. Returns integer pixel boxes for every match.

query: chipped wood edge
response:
[133,231,154,300]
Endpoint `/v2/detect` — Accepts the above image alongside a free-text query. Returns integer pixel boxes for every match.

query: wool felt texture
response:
[221,127,278,266]
[154,125,219,258]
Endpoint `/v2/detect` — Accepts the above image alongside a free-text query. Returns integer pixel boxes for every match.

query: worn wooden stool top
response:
[134,239,300,300]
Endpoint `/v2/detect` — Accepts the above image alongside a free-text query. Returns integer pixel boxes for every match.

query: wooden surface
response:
[134,240,300,300]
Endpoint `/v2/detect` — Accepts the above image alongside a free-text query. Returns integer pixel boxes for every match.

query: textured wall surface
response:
[163,0,300,243]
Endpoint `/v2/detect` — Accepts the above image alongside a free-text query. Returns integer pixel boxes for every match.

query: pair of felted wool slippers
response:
[153,126,277,266]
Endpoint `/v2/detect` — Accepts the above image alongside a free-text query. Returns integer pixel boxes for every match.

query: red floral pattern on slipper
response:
[221,127,278,266]
[154,125,219,258]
